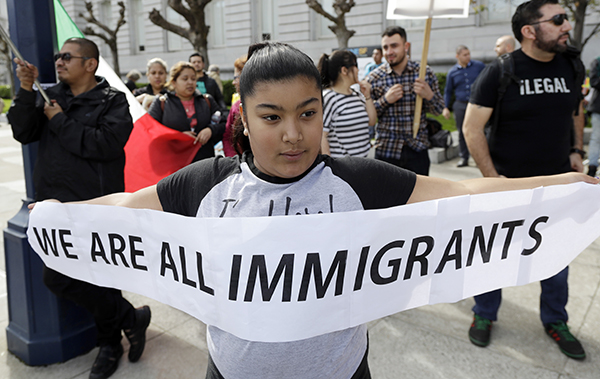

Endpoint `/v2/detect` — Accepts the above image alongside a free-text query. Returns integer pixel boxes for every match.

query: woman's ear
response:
[239,104,249,135]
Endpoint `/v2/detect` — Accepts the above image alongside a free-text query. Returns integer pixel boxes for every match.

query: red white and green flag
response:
[53,0,200,192]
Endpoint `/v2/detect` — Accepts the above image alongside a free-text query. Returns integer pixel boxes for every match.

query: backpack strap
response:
[564,45,585,115]
[490,53,520,138]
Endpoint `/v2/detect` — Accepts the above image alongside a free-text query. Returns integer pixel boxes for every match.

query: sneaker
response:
[469,315,492,347]
[89,343,123,379]
[545,321,586,360]
[124,305,151,362]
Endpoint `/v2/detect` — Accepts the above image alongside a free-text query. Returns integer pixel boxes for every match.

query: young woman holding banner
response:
[34,42,598,379]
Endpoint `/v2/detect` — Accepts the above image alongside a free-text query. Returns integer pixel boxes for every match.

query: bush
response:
[435,72,446,97]
[0,85,12,99]
[222,79,235,106]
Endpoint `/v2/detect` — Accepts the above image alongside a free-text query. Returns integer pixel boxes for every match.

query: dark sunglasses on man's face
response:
[53,52,91,62]
[530,13,568,26]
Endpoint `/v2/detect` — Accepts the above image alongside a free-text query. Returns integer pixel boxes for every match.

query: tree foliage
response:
[306,0,356,49]
[79,1,126,75]
[149,0,212,65]
[562,0,600,51]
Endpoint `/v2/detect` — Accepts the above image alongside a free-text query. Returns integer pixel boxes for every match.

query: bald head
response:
[495,35,515,56]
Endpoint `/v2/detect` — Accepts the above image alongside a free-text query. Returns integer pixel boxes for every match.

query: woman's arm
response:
[32,186,164,211]
[408,173,599,204]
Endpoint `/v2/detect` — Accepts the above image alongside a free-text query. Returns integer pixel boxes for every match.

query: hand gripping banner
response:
[27,182,600,343]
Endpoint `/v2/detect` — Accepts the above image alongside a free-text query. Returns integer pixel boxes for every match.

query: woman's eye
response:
[263,115,280,121]
[301,110,316,118]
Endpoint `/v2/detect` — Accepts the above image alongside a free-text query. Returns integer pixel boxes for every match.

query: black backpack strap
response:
[564,45,585,115]
[490,53,519,138]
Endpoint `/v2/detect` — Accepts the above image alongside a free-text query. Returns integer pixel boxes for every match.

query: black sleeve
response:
[327,156,417,209]
[208,95,226,142]
[47,90,133,161]
[469,61,501,108]
[157,156,241,216]
[148,96,163,122]
[7,88,46,144]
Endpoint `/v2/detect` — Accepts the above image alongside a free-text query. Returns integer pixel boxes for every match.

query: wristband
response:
[570,148,586,159]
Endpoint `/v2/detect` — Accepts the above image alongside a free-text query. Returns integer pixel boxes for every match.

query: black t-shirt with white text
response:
[470,49,582,178]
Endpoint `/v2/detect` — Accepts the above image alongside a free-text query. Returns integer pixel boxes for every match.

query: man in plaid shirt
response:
[368,26,444,175]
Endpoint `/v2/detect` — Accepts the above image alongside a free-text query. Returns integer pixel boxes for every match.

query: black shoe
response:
[89,343,123,379]
[587,165,597,177]
[545,321,586,360]
[124,305,151,362]
[457,159,469,167]
[469,315,492,347]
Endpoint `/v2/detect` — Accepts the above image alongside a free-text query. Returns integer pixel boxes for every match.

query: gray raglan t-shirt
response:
[157,152,416,379]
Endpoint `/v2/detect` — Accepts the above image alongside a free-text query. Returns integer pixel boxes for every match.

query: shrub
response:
[0,85,12,99]
[435,72,446,97]
[222,79,235,106]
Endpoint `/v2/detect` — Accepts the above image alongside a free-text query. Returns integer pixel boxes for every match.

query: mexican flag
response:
[53,0,200,192]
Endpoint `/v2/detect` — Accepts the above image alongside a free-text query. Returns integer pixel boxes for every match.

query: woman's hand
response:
[28,199,61,212]
[196,128,212,145]
[359,80,371,98]
[182,131,197,140]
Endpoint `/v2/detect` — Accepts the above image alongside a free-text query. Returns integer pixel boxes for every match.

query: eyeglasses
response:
[530,13,568,26]
[54,52,91,62]
[233,75,240,80]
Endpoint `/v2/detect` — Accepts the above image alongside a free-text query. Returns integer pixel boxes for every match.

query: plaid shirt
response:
[368,60,444,159]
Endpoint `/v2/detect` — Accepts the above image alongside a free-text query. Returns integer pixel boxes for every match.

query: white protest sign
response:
[387,0,470,19]
[27,182,600,343]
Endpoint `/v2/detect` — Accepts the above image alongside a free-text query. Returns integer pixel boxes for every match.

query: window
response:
[484,0,527,23]
[207,0,226,46]
[317,0,335,39]
[259,0,277,41]
[166,6,185,51]
[129,0,146,53]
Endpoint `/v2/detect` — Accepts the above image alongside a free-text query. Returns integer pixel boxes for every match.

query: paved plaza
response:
[1,122,600,378]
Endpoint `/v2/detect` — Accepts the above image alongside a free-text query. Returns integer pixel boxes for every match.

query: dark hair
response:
[232,42,322,154]
[382,26,407,41]
[456,45,469,54]
[317,50,357,88]
[373,48,382,54]
[166,61,196,91]
[512,0,558,42]
[189,52,204,63]
[63,37,99,71]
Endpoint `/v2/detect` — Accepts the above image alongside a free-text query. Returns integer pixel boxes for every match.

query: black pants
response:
[205,343,371,379]
[376,145,430,176]
[453,100,469,160]
[43,267,136,346]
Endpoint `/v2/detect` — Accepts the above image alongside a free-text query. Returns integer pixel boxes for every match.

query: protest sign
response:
[27,183,600,343]
[386,0,470,136]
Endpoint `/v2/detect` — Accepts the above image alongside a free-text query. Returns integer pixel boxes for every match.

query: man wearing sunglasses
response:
[463,0,587,360]
[8,38,151,379]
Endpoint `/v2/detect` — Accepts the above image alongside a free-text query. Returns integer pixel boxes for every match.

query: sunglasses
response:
[53,52,91,62]
[530,13,568,26]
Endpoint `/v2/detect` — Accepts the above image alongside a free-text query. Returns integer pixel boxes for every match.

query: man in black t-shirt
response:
[463,0,586,360]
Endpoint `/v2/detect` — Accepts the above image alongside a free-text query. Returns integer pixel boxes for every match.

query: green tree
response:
[562,0,600,51]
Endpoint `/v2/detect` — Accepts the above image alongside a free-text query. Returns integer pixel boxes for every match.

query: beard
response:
[387,49,406,68]
[534,28,569,53]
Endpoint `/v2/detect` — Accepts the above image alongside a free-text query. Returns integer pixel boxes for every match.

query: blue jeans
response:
[472,266,569,326]
[588,113,600,168]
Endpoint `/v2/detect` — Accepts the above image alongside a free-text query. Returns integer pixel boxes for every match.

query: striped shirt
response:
[322,89,371,157]
[368,61,444,159]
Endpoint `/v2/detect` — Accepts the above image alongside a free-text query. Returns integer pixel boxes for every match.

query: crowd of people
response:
[5,0,600,378]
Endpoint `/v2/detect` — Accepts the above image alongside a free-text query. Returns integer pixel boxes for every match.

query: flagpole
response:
[412,1,434,138]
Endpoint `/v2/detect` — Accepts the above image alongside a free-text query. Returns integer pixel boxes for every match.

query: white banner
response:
[27,183,600,342]
[387,0,470,19]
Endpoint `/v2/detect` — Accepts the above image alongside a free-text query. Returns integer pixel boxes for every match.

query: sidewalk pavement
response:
[0,122,599,378]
